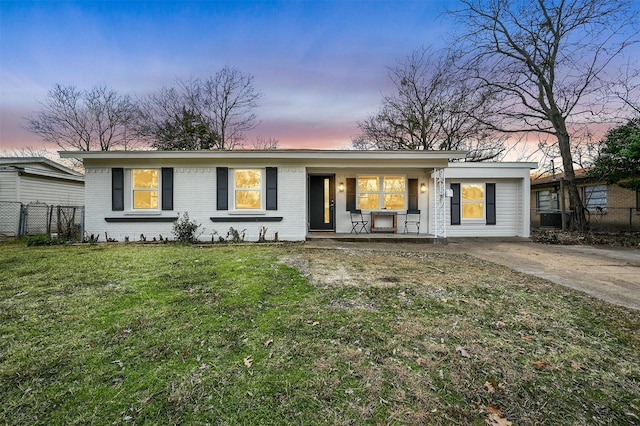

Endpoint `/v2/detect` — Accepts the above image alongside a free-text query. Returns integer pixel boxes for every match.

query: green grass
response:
[0,241,638,425]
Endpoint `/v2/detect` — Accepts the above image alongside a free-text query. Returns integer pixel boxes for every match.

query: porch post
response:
[432,168,446,239]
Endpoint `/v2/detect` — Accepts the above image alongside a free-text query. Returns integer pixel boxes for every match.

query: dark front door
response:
[308,175,335,231]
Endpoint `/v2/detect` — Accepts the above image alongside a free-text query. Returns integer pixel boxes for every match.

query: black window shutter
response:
[161,168,173,211]
[408,179,419,211]
[346,178,356,211]
[486,183,496,225]
[112,168,124,211]
[266,167,278,210]
[450,183,460,225]
[216,167,228,210]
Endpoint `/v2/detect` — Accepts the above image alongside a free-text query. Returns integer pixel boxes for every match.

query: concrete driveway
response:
[305,239,640,311]
[454,241,640,311]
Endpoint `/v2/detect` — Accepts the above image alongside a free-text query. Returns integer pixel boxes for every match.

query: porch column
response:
[432,168,446,239]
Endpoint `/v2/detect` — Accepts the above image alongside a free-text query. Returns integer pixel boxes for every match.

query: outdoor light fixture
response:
[338,182,345,192]
[420,182,427,193]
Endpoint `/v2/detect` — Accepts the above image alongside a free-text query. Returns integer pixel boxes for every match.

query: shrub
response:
[26,234,55,246]
[172,212,201,243]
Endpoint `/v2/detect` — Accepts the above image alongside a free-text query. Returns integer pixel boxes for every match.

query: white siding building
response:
[0,157,84,205]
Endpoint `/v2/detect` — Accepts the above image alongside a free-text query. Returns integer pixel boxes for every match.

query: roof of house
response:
[530,168,590,186]
[0,157,84,181]
[59,150,539,172]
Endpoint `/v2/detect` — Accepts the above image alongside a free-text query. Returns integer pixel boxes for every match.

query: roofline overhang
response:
[0,157,83,177]
[59,149,469,161]
[448,161,538,169]
[18,168,85,182]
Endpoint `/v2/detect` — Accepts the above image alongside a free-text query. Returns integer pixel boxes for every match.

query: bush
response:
[172,212,201,243]
[26,234,55,246]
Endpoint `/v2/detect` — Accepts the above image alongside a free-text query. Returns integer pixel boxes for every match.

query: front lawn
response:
[0,242,638,425]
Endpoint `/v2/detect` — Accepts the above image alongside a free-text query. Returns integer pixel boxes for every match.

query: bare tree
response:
[247,136,279,150]
[611,63,640,116]
[138,67,261,150]
[451,0,639,230]
[0,146,54,158]
[199,67,261,149]
[24,84,139,151]
[354,46,507,161]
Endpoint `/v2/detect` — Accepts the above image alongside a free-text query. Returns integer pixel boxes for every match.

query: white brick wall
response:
[84,163,308,242]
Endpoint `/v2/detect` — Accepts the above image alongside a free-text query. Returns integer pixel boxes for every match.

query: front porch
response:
[306,232,439,243]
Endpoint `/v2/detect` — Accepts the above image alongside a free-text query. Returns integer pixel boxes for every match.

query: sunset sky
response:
[2,0,638,157]
[1,0,458,152]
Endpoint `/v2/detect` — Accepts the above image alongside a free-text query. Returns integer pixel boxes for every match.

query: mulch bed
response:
[532,229,640,247]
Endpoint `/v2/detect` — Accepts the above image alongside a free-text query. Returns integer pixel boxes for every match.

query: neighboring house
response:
[0,157,84,205]
[60,150,536,241]
[0,157,84,238]
[530,169,640,231]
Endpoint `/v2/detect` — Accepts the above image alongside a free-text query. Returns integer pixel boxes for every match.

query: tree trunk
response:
[556,129,586,231]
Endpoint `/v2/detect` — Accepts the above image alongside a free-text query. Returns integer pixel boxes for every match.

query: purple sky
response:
[0,0,458,151]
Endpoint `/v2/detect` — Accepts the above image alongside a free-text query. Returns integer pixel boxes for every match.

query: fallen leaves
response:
[532,360,548,369]
[486,411,513,426]
[243,356,253,368]
[571,360,584,370]
[474,402,512,426]
[484,377,506,394]
[456,346,471,358]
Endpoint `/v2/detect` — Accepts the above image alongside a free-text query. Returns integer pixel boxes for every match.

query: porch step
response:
[306,232,437,243]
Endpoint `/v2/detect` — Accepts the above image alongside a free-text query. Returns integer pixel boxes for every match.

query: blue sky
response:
[0,0,457,150]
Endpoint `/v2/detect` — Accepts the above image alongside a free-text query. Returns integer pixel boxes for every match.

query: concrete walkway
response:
[305,239,640,311]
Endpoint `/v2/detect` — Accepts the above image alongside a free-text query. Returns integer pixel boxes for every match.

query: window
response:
[583,184,607,211]
[234,169,262,209]
[132,169,159,209]
[461,183,484,219]
[357,175,406,210]
[537,190,559,211]
[636,190,640,211]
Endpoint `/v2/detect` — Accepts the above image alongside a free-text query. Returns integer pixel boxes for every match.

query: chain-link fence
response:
[532,207,640,233]
[0,201,22,239]
[0,202,84,240]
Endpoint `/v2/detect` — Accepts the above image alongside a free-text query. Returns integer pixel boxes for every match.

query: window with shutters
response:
[356,175,406,210]
[132,169,159,210]
[233,169,263,210]
[461,183,484,220]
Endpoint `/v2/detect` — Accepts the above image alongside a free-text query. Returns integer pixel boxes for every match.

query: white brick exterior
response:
[84,163,308,242]
[62,151,536,241]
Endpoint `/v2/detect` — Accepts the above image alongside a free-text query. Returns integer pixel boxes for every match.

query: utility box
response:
[540,212,563,228]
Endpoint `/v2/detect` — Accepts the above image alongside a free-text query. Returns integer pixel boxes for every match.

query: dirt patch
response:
[301,239,640,311]
[283,247,473,290]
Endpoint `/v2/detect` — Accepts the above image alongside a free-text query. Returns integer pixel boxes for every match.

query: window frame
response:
[536,189,559,212]
[461,183,485,221]
[356,174,407,211]
[232,168,265,211]
[582,184,607,211]
[130,168,161,211]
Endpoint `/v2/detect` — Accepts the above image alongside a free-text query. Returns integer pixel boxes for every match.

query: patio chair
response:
[350,209,369,234]
[403,209,421,234]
